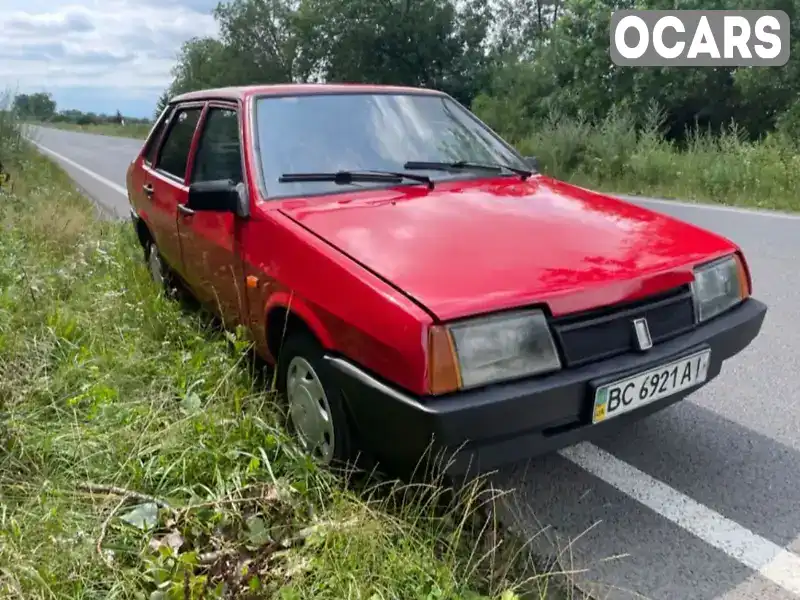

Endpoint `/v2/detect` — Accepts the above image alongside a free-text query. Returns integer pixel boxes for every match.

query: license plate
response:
[592,350,711,424]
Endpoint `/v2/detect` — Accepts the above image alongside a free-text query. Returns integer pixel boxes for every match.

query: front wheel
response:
[276,332,358,468]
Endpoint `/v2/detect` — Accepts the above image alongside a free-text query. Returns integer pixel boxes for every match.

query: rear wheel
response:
[146,241,166,289]
[276,331,358,468]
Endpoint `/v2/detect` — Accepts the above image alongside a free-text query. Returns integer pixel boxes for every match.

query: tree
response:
[294,0,493,104]
[13,92,57,120]
[213,0,307,83]
[154,90,171,119]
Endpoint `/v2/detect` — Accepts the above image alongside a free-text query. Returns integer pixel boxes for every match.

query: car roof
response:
[170,83,445,104]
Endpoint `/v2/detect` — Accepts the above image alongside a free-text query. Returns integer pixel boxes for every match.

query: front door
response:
[178,103,247,327]
[145,104,204,274]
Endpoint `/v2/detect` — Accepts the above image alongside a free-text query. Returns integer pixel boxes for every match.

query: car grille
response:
[550,285,697,368]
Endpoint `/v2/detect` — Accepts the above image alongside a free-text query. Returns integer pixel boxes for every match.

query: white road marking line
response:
[568,182,800,220]
[560,442,800,597]
[28,139,128,197]
[613,192,800,221]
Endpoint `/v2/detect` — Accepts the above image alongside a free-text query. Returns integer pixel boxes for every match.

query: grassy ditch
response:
[0,113,570,598]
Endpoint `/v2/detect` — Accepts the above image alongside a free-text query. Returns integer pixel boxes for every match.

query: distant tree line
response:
[153,0,800,144]
[12,93,152,127]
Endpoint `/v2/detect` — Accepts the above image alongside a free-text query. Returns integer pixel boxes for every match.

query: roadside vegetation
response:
[13,92,152,140]
[489,106,800,213]
[0,100,573,599]
[36,119,152,140]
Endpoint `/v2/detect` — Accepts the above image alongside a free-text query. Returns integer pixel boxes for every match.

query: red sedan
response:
[126,83,767,477]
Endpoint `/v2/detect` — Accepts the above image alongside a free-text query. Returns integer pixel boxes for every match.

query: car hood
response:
[278,176,737,321]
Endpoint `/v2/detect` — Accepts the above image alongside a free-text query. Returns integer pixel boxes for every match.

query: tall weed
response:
[483,102,800,211]
[0,91,24,173]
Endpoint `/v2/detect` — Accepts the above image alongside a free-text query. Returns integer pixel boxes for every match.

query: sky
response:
[0,0,220,118]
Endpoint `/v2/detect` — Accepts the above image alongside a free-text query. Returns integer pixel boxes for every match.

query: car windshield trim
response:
[250,91,531,200]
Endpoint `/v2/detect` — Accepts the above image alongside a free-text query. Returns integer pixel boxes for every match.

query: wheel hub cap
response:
[286,357,335,464]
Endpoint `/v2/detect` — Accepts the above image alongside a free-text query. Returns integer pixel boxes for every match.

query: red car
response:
[126,83,767,476]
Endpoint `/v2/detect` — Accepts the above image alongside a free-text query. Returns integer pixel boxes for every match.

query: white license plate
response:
[592,350,711,424]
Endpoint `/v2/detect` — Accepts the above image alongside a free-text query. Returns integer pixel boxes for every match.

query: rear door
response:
[179,102,247,326]
[128,107,169,223]
[143,103,204,274]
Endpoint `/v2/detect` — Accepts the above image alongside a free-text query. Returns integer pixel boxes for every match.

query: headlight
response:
[427,309,561,394]
[692,254,749,322]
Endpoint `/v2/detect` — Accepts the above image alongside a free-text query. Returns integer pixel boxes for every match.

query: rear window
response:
[143,107,171,165]
[155,107,202,180]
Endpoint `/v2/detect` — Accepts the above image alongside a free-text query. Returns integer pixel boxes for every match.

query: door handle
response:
[178,204,196,216]
[142,183,154,196]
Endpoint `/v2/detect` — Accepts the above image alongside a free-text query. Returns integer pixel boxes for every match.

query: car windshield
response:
[253,92,529,197]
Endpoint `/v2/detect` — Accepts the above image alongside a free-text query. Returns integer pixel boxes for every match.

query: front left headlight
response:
[692,254,750,322]
[446,309,562,390]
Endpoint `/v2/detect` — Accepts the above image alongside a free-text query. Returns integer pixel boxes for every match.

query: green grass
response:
[483,105,800,213]
[0,109,571,599]
[33,120,152,140]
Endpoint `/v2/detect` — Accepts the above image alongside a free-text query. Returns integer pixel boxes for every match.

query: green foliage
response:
[0,92,24,172]
[12,92,56,120]
[511,106,800,212]
[10,91,152,138]
[12,92,152,132]
[160,0,495,106]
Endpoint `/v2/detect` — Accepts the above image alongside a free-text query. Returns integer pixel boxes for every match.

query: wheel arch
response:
[264,295,335,364]
[266,298,368,467]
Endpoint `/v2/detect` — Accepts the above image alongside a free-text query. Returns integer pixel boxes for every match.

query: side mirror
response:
[522,155,539,172]
[186,179,248,217]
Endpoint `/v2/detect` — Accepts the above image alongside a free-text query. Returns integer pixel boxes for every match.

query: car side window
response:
[143,107,172,165]
[155,107,202,180]
[191,107,243,184]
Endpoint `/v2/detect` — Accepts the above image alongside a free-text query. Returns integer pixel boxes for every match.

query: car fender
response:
[263,289,336,351]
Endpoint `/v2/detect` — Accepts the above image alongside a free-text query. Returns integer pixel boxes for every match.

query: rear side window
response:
[143,107,171,165]
[155,107,202,180]
[191,107,243,184]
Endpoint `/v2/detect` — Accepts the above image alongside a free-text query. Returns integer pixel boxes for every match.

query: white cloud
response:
[0,0,219,115]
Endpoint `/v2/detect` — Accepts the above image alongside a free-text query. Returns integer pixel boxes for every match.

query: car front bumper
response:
[324,298,767,477]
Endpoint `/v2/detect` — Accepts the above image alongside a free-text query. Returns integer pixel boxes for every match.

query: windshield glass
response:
[253,92,528,197]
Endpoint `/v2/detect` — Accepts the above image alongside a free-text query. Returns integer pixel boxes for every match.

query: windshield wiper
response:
[279,169,434,190]
[403,160,533,180]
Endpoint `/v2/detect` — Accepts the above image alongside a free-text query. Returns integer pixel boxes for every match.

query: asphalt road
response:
[29,125,800,600]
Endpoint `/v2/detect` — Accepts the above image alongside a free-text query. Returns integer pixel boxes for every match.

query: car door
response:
[144,103,204,276]
[178,102,247,327]
[128,108,169,224]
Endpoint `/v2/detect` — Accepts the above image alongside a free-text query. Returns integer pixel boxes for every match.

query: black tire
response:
[276,331,359,470]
